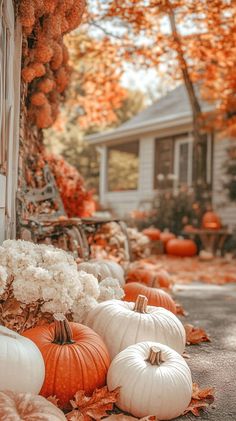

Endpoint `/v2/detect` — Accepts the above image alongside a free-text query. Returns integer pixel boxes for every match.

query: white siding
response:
[212,136,236,231]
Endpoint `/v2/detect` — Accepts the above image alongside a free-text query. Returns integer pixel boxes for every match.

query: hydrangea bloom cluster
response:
[0,240,124,331]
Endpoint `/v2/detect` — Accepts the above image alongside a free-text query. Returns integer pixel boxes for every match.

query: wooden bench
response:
[17,165,131,261]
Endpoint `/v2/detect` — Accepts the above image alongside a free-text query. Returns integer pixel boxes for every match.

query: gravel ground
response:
[173,282,236,421]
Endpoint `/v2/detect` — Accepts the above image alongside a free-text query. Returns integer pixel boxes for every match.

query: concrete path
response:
[173,282,236,421]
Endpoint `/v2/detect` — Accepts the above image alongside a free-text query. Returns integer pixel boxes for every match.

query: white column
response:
[138,135,155,195]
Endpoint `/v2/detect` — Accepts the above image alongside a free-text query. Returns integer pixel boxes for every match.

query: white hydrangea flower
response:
[72,295,98,323]
[98,277,124,302]
[0,265,8,295]
[77,270,100,299]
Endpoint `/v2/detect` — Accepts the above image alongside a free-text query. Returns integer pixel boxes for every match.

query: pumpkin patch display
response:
[202,211,222,230]
[85,295,186,358]
[123,282,176,314]
[0,391,66,421]
[166,238,197,257]
[0,325,45,394]
[107,342,192,420]
[78,259,125,286]
[23,314,110,409]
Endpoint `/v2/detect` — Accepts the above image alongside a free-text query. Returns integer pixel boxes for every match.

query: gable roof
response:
[85,84,212,145]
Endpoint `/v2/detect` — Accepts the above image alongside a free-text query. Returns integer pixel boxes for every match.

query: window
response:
[174,136,193,189]
[107,141,139,191]
[154,137,174,189]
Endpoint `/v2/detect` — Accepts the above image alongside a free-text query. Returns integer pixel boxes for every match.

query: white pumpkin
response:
[78,260,124,286]
[0,325,45,393]
[85,295,186,358]
[107,341,192,420]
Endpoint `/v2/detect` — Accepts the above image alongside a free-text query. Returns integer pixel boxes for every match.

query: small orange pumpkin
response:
[166,238,197,257]
[23,314,110,409]
[202,211,221,230]
[160,231,176,249]
[142,228,161,241]
[123,282,176,314]
[126,268,154,286]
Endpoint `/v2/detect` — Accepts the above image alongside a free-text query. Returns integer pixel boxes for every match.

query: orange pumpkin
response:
[23,314,110,409]
[142,228,161,241]
[202,211,221,230]
[166,238,197,257]
[126,268,154,286]
[123,282,176,314]
[160,231,176,249]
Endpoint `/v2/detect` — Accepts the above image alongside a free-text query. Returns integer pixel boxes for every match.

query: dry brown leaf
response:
[191,383,215,401]
[66,386,120,421]
[185,324,211,345]
[47,395,59,407]
[175,302,188,316]
[183,382,215,417]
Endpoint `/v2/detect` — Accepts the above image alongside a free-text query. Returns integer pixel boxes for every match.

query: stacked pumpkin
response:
[0,254,192,420]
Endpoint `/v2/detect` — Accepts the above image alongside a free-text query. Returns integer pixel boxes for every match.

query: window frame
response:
[106,140,140,192]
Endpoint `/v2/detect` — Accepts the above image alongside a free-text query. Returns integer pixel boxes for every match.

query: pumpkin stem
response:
[53,313,75,345]
[134,295,148,313]
[148,346,162,365]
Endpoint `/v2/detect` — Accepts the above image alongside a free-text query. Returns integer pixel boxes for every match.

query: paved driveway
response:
[174,283,236,420]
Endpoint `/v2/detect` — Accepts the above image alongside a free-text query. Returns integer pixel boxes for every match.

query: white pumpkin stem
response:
[134,295,148,313]
[53,313,75,345]
[148,346,162,366]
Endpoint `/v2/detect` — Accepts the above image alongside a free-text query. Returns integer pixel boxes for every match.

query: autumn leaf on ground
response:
[47,396,59,407]
[66,386,120,421]
[191,383,215,401]
[185,324,211,345]
[183,382,215,417]
[175,302,188,316]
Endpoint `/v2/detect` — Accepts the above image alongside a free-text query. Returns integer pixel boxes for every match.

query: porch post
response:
[98,145,107,206]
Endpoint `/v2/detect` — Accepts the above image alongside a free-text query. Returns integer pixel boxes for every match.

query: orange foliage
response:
[45,153,95,218]
[19,0,86,129]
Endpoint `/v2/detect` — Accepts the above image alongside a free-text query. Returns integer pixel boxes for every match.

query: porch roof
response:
[85,84,213,145]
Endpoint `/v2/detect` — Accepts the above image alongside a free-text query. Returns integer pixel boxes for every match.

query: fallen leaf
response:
[175,302,188,316]
[191,383,215,401]
[183,351,191,359]
[66,386,120,421]
[183,382,215,417]
[185,324,211,345]
[47,396,59,407]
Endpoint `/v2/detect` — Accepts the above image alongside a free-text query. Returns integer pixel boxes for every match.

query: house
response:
[86,84,236,229]
[0,0,21,243]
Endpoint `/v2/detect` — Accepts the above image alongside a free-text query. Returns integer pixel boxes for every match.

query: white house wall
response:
[212,136,236,231]
[100,135,155,217]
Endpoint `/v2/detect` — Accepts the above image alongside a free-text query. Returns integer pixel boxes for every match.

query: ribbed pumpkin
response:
[126,268,154,286]
[166,238,197,257]
[0,391,66,421]
[107,342,192,420]
[143,228,161,241]
[202,211,221,230]
[85,295,186,359]
[126,268,172,289]
[23,314,110,409]
[123,283,176,314]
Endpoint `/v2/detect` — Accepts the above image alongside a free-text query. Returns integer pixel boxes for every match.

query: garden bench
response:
[17,165,131,261]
